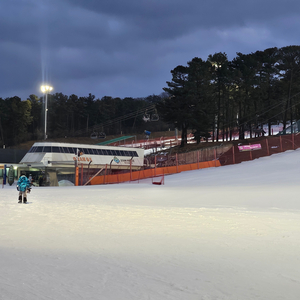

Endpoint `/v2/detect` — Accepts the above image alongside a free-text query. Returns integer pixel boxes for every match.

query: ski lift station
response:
[2,142,144,187]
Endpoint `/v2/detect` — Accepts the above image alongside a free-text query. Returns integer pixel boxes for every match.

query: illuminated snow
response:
[1,149,300,299]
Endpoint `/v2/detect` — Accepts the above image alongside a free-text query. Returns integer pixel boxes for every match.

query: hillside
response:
[13,131,272,157]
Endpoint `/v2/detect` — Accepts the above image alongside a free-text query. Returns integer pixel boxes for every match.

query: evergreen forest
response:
[1,45,300,148]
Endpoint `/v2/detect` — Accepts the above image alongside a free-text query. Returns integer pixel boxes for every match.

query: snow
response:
[1,149,300,299]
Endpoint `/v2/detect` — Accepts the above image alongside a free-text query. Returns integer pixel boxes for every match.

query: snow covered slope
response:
[1,149,300,299]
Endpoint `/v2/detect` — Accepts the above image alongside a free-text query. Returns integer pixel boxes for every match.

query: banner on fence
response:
[238,144,261,151]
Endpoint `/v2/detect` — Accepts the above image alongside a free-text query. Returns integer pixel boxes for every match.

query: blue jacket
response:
[17,175,31,192]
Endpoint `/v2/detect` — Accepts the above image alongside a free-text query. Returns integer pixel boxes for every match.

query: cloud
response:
[1,0,300,100]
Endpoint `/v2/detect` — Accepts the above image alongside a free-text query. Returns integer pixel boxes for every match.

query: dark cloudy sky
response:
[1,0,300,100]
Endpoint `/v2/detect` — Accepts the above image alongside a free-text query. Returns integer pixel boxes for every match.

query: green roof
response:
[96,136,135,145]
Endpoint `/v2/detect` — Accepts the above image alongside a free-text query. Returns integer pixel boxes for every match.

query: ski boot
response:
[18,195,22,203]
[23,197,27,204]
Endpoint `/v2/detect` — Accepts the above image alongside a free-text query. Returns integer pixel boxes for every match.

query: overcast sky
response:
[1,0,300,100]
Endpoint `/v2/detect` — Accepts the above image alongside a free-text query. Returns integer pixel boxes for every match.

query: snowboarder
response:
[17,173,31,203]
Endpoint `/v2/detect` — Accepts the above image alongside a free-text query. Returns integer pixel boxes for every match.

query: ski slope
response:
[1,149,300,299]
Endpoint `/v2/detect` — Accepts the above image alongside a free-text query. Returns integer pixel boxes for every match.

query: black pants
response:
[18,191,28,202]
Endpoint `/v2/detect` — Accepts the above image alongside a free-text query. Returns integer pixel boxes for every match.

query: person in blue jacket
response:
[17,173,31,203]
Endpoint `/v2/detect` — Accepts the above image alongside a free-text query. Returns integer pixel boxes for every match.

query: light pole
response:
[41,85,53,140]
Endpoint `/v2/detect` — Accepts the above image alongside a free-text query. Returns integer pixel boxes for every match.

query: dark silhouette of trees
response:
[0,92,169,147]
[159,45,300,146]
[1,45,300,148]
[0,96,32,146]
[159,65,190,146]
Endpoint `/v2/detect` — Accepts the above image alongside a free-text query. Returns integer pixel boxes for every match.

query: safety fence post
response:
[104,164,107,184]
[280,136,283,152]
[197,151,200,169]
[80,163,83,186]
[3,164,6,186]
[1,165,4,188]
[214,148,217,167]
[266,138,269,156]
[75,166,79,186]
[176,153,178,173]
[249,143,252,160]
[232,146,235,164]
[130,159,132,181]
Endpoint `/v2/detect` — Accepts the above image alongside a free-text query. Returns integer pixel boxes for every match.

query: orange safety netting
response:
[90,160,221,185]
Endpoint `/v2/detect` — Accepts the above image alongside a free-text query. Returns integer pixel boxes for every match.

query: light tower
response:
[41,85,53,140]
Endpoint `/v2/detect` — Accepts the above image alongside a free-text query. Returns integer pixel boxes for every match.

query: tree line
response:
[1,45,300,148]
[158,45,300,146]
[0,93,168,147]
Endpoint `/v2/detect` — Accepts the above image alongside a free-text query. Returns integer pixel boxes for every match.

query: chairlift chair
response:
[143,114,150,122]
[90,131,98,139]
[98,132,106,139]
[143,109,151,122]
[151,113,159,121]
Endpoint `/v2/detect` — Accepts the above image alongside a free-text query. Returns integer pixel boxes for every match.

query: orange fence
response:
[219,134,300,166]
[78,133,300,186]
[90,160,221,185]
